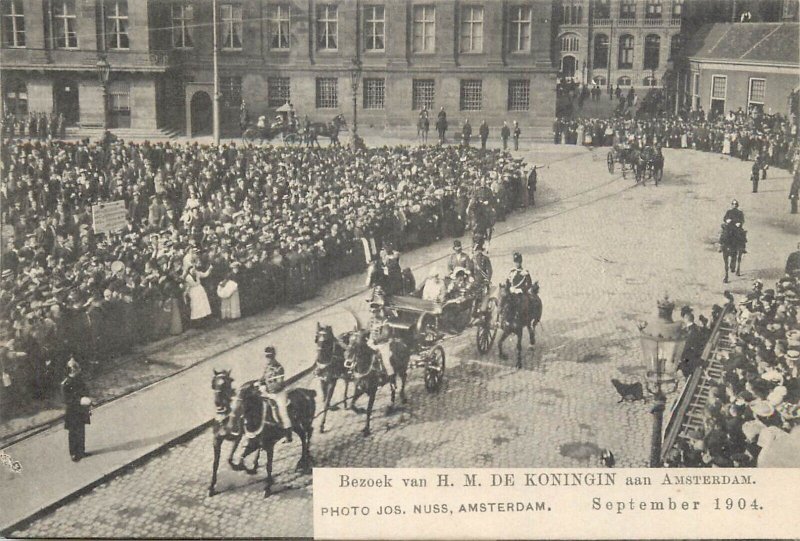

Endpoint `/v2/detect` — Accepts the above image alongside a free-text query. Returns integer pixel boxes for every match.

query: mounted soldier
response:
[366,298,396,386]
[257,346,293,442]
[506,251,536,345]
[723,199,745,226]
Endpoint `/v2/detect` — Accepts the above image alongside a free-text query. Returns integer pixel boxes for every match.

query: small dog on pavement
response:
[611,378,645,402]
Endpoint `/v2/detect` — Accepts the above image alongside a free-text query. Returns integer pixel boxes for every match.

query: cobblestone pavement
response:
[13,147,799,538]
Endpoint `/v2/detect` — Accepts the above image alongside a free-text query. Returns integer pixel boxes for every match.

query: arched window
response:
[4,79,28,119]
[593,34,609,69]
[618,34,634,69]
[560,33,579,52]
[643,75,658,87]
[593,75,607,87]
[617,76,632,86]
[644,34,660,70]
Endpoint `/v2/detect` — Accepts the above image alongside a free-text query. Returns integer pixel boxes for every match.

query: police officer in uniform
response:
[723,199,745,225]
[62,357,91,461]
[447,240,473,274]
[258,346,292,442]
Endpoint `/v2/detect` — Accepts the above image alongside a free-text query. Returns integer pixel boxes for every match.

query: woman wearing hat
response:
[184,263,212,326]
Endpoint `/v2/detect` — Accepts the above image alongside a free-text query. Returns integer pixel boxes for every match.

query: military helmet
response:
[264,346,276,357]
[512,251,522,263]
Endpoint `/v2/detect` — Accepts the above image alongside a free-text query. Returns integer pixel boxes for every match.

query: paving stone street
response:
[12,144,800,538]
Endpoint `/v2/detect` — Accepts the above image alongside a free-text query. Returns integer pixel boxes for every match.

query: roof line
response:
[706,25,735,57]
[738,23,784,59]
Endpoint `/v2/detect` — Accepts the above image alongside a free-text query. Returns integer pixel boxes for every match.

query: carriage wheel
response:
[424,346,446,393]
[606,152,615,173]
[476,298,499,354]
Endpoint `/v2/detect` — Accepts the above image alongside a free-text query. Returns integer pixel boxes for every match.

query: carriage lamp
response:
[95,55,111,130]
[637,295,686,467]
[350,57,363,136]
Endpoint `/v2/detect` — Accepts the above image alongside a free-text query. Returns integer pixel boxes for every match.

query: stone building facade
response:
[1,0,558,137]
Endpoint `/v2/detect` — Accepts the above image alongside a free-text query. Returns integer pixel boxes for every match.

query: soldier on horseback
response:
[258,346,293,442]
[723,199,745,226]
[366,299,396,384]
[507,252,536,345]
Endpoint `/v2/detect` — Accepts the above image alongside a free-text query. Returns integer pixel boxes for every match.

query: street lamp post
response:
[350,57,362,137]
[95,55,111,130]
[637,295,686,467]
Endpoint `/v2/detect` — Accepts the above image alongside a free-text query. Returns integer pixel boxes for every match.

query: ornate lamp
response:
[638,295,686,467]
[349,57,362,136]
[95,55,111,130]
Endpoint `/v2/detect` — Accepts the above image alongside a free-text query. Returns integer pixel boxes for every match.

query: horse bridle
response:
[212,374,233,415]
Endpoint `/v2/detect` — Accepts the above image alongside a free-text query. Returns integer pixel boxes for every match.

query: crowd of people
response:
[666,250,800,467]
[0,137,532,409]
[554,109,798,172]
[2,111,67,140]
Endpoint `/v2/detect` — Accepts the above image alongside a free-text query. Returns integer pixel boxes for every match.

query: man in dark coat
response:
[789,171,799,214]
[527,166,538,206]
[500,122,511,150]
[62,357,91,461]
[785,242,800,277]
[479,121,489,150]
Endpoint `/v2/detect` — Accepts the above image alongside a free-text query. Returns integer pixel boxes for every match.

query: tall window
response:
[364,5,385,51]
[459,6,483,53]
[509,6,531,52]
[561,2,583,24]
[220,4,243,50]
[593,34,609,69]
[594,0,611,19]
[645,0,662,19]
[507,80,530,111]
[617,76,632,86]
[412,5,435,53]
[618,35,634,69]
[105,1,129,49]
[268,77,290,107]
[4,80,27,119]
[220,76,242,107]
[363,78,385,109]
[748,78,766,111]
[109,80,131,128]
[2,0,25,48]
[269,4,290,50]
[669,34,680,59]
[672,0,684,17]
[560,33,579,52]
[692,72,700,109]
[317,4,338,50]
[171,3,193,49]
[619,0,636,19]
[710,75,726,115]
[459,80,482,111]
[643,34,660,69]
[412,79,435,110]
[53,0,78,49]
[316,78,338,108]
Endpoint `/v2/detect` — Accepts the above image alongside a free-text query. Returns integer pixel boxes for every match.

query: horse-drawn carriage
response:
[607,144,664,184]
[242,111,347,146]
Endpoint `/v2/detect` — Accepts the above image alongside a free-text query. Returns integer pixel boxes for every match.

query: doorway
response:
[190,91,212,136]
[561,56,577,78]
[53,79,80,125]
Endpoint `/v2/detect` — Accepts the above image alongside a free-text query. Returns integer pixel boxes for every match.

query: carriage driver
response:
[367,299,396,382]
[447,240,474,274]
[723,199,745,226]
[258,346,293,443]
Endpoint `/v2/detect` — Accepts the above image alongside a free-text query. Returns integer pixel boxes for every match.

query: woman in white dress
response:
[217,271,241,320]
[722,133,731,155]
[184,265,212,324]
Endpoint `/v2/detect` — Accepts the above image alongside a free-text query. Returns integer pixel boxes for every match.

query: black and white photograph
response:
[0,0,799,537]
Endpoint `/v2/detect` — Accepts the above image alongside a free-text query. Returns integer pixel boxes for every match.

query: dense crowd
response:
[0,138,530,407]
[554,110,798,171]
[2,111,66,140]
[666,252,800,467]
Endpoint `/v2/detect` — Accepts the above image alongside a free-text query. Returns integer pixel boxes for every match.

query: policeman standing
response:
[751,162,760,193]
[479,121,489,150]
[513,121,522,151]
[501,122,511,150]
[462,119,472,147]
[62,357,91,461]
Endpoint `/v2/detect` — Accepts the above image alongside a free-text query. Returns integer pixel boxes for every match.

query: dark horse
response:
[719,221,747,283]
[308,114,347,146]
[342,331,410,436]
[497,283,543,368]
[314,323,350,433]
[209,369,316,497]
